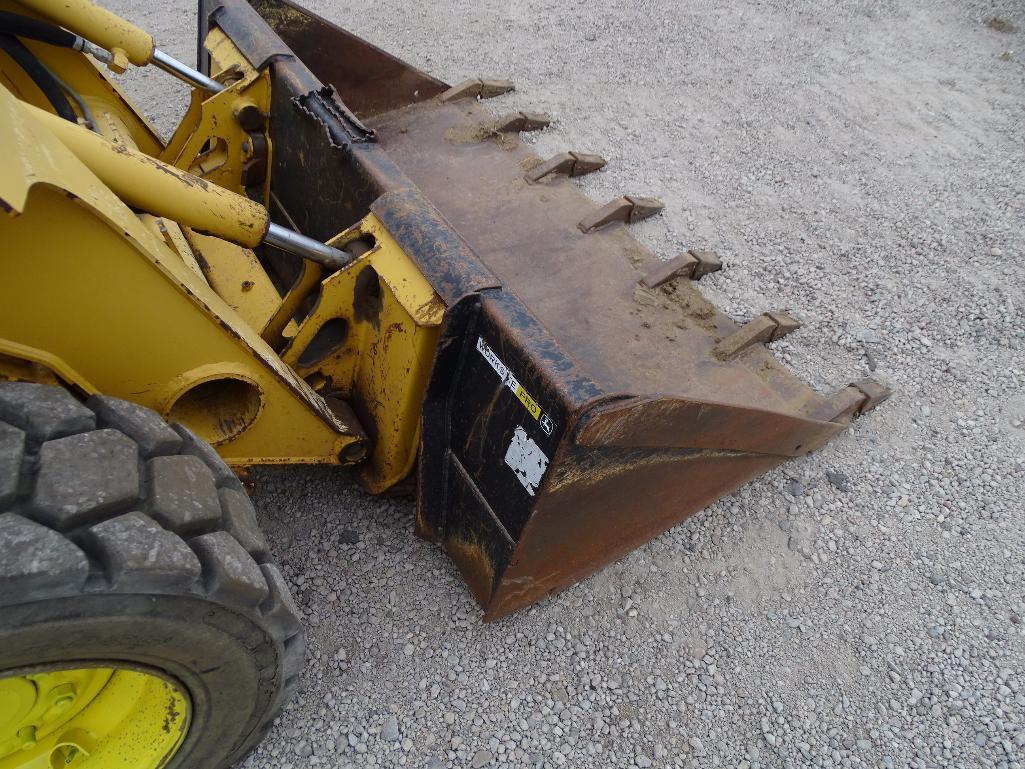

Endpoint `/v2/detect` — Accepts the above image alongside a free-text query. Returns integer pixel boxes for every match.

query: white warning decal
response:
[476,336,508,383]
[504,425,549,497]
[476,336,554,431]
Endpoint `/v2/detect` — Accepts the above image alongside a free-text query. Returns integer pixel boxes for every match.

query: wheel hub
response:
[0,667,189,769]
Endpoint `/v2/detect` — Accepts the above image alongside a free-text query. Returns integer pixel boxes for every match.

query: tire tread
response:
[0,383,304,768]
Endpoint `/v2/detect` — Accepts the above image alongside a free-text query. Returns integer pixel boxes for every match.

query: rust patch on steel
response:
[574,397,844,456]
[446,535,497,608]
[245,0,448,116]
[485,448,784,620]
[414,294,447,325]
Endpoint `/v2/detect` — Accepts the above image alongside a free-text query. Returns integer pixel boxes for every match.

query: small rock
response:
[338,529,360,545]
[825,470,851,492]
[381,715,399,742]
[471,749,492,768]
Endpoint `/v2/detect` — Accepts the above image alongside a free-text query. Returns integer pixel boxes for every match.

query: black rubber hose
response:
[0,12,77,48]
[0,33,77,122]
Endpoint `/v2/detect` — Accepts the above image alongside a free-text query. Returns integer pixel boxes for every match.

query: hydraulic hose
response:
[0,11,77,47]
[0,32,76,122]
[0,11,111,63]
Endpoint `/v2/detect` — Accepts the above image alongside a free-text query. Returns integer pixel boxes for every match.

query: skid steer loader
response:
[0,0,890,766]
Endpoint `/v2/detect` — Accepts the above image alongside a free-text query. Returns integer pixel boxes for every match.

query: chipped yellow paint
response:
[162,27,273,203]
[282,214,446,491]
[138,215,206,279]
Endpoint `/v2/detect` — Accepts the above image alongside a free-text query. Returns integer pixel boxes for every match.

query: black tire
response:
[0,382,304,768]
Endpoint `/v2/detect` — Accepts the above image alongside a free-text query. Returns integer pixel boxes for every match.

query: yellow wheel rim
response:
[0,667,189,769]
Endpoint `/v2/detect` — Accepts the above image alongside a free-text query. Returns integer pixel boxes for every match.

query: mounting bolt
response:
[339,441,368,464]
[232,99,265,131]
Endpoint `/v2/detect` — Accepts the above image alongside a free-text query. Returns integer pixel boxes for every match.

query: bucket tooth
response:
[578,195,664,233]
[714,311,800,360]
[480,79,516,98]
[493,111,551,132]
[526,151,606,183]
[850,378,891,413]
[526,152,574,181]
[640,249,722,288]
[688,249,722,278]
[819,378,893,423]
[567,152,607,177]
[641,253,698,287]
[439,78,516,102]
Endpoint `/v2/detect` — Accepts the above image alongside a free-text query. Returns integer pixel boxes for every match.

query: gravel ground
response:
[107,1,1024,767]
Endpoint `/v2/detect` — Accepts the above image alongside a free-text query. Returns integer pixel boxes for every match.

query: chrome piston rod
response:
[117,49,348,268]
[145,50,351,268]
[151,47,224,93]
[264,224,351,271]
[13,0,349,269]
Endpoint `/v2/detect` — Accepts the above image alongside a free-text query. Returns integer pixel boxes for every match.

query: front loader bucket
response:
[205,0,890,620]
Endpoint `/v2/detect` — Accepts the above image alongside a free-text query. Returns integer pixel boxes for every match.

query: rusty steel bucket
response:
[202,0,889,620]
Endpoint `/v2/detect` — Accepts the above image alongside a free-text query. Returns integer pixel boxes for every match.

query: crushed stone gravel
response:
[105,0,1024,766]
